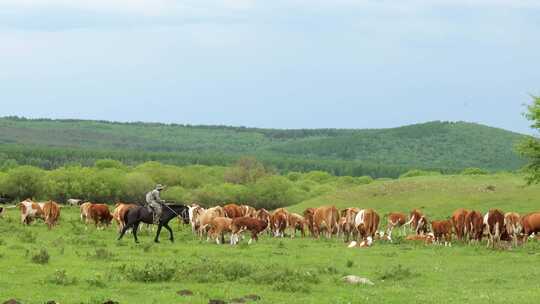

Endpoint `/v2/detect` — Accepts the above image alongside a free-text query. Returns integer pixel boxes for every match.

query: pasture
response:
[1,174,540,303]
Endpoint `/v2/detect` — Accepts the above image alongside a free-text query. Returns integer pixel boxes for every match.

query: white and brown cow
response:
[405,209,424,234]
[354,208,380,247]
[198,206,226,239]
[270,208,289,237]
[80,202,93,223]
[521,212,540,240]
[431,219,453,246]
[384,212,407,241]
[484,209,505,248]
[42,200,61,230]
[504,212,522,247]
[451,208,469,241]
[288,213,307,238]
[19,199,45,225]
[312,206,338,239]
[340,208,360,242]
[464,210,484,243]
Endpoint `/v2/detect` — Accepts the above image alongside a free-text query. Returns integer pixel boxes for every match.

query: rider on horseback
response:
[146,184,166,224]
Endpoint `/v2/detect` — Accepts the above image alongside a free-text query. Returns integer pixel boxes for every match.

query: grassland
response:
[1,174,540,304]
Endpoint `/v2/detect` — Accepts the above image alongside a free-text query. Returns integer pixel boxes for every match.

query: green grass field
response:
[1,174,540,304]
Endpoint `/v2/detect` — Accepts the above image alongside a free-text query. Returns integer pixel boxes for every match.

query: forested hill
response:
[0,117,526,177]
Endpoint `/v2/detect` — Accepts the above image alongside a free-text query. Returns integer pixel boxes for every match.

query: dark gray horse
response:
[117,204,189,243]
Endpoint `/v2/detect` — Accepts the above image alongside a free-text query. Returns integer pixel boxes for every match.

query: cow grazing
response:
[112,203,137,232]
[415,215,430,235]
[270,208,289,237]
[88,204,113,228]
[19,199,44,225]
[230,217,268,245]
[303,208,316,236]
[312,206,339,239]
[288,213,307,238]
[208,217,233,244]
[385,212,407,241]
[42,201,61,230]
[464,210,484,243]
[504,212,522,247]
[341,208,360,242]
[405,209,424,234]
[451,208,469,241]
[521,212,540,239]
[80,202,92,223]
[223,203,244,219]
[431,220,453,246]
[354,209,380,246]
[484,209,505,248]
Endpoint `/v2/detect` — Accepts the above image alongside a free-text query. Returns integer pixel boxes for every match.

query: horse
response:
[117,204,189,243]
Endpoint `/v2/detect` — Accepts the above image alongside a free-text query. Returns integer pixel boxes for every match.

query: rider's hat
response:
[156,184,165,190]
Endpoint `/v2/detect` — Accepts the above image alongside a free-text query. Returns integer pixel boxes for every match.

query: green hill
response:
[0,117,526,177]
[288,173,540,218]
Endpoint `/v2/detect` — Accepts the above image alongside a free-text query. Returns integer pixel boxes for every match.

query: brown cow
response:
[88,204,113,229]
[312,206,338,239]
[484,209,505,248]
[385,212,407,241]
[223,203,244,219]
[303,208,316,236]
[406,233,434,244]
[405,209,424,234]
[230,217,268,245]
[198,206,226,239]
[521,212,540,239]
[504,212,522,247]
[270,208,289,237]
[19,199,44,225]
[431,220,452,246]
[451,208,469,241]
[340,208,360,242]
[464,210,484,243]
[80,202,92,223]
[255,208,271,224]
[112,203,137,232]
[42,201,61,230]
[354,209,380,247]
[208,217,233,244]
[288,213,307,238]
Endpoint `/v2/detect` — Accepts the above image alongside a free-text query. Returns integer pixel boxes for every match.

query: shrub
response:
[121,261,176,282]
[86,273,107,288]
[47,269,77,285]
[31,248,50,264]
[87,248,115,260]
[378,264,415,281]
[461,167,488,175]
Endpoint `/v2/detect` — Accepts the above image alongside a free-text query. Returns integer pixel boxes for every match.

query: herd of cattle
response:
[7,199,540,248]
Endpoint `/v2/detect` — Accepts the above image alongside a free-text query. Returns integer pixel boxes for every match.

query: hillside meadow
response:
[1,173,540,303]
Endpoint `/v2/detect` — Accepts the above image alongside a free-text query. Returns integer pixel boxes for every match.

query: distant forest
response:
[0,117,526,177]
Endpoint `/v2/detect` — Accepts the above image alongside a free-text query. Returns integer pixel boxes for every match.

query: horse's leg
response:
[118,223,130,240]
[163,223,174,242]
[133,223,140,243]
[154,224,163,243]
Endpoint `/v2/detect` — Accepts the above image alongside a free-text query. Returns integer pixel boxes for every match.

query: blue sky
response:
[1,0,539,134]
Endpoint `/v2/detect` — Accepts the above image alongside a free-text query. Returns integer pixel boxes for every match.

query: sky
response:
[1,0,539,134]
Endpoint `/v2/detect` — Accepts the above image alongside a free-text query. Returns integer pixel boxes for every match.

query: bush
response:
[47,269,77,285]
[86,273,107,288]
[31,248,50,264]
[399,169,441,179]
[461,167,488,175]
[378,264,415,281]
[121,261,176,282]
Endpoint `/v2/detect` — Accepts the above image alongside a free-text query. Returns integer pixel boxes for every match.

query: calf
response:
[484,209,505,248]
[288,213,307,238]
[341,208,360,242]
[208,217,233,244]
[354,209,380,246]
[385,212,407,241]
[198,206,226,239]
[312,206,338,239]
[230,217,268,245]
[464,210,484,243]
[504,212,522,247]
[67,198,82,206]
[42,201,61,230]
[406,233,435,244]
[451,208,469,241]
[270,208,289,237]
[19,199,44,225]
[431,220,453,246]
[521,212,540,239]
[88,204,113,228]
